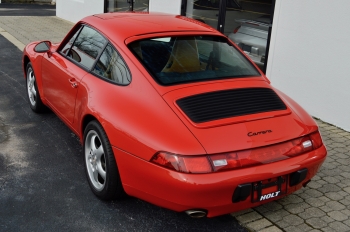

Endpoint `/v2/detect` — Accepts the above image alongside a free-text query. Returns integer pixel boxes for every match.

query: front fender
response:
[23,42,47,104]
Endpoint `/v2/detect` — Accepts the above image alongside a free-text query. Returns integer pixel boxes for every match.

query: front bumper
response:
[114,145,327,217]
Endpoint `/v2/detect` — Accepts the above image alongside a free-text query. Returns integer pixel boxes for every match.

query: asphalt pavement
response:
[0,3,55,16]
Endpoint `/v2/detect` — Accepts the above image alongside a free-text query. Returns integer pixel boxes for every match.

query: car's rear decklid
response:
[162,80,317,154]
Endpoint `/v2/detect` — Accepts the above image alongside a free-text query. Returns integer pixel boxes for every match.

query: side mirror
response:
[34,41,51,53]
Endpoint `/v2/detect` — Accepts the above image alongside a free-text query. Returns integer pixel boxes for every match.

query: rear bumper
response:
[114,145,327,217]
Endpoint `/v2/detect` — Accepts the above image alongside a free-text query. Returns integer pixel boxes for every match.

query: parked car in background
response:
[23,12,326,218]
[229,15,270,69]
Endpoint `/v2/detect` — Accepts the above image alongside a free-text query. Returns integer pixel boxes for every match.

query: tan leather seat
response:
[162,37,201,73]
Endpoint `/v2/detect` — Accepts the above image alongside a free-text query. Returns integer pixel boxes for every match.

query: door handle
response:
[69,78,78,88]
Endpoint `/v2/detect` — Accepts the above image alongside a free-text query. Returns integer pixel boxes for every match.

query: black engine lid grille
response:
[176,88,287,123]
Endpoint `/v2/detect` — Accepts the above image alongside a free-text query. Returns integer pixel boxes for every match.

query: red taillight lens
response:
[233,25,241,34]
[309,131,323,149]
[183,156,212,173]
[151,152,187,172]
[285,136,313,157]
[152,132,323,173]
[151,152,212,173]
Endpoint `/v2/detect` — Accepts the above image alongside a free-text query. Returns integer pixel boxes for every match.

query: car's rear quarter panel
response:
[75,62,206,161]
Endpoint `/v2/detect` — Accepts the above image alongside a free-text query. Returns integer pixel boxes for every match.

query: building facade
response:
[57,0,350,131]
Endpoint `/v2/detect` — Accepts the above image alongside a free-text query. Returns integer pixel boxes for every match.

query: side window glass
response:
[69,26,107,69]
[60,26,81,56]
[93,44,131,85]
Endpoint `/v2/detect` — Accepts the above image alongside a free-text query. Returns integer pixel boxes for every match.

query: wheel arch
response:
[81,114,99,141]
[23,55,31,77]
[82,115,125,200]
[23,55,48,106]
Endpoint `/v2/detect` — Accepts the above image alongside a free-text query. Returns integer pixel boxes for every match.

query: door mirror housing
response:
[34,41,51,53]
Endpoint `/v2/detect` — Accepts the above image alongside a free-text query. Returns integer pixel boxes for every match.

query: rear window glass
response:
[128,36,260,85]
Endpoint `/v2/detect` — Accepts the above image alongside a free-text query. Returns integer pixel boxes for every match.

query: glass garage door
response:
[185,0,274,72]
[185,0,221,31]
[225,0,273,71]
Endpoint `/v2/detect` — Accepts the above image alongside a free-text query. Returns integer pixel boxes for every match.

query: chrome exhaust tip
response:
[185,209,207,218]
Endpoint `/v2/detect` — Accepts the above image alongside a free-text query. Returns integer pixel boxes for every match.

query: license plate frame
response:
[251,175,288,203]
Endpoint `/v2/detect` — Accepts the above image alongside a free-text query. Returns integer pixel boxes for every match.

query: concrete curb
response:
[0,26,25,51]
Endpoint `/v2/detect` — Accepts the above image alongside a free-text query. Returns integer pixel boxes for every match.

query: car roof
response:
[80,12,218,43]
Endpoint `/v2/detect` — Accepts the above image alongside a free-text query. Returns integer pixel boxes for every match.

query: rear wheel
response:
[26,62,45,113]
[83,120,124,200]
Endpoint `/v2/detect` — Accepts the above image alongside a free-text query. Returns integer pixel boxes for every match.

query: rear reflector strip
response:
[151,132,323,174]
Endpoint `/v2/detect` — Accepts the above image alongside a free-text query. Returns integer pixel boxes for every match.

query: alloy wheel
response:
[85,130,107,191]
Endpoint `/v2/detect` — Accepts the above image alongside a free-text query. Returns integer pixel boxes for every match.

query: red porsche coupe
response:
[22,12,327,218]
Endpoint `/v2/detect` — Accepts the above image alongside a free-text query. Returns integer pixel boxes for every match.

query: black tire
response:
[83,120,124,200]
[26,62,45,113]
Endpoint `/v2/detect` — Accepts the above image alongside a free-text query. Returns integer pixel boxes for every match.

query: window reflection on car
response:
[61,26,107,69]
[93,44,131,85]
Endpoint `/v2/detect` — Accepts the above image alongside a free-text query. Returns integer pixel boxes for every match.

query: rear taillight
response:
[233,25,241,34]
[151,152,212,173]
[151,131,323,174]
[309,131,323,149]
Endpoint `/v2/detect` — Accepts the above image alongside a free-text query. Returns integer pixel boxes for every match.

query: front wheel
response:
[26,62,45,113]
[83,120,124,200]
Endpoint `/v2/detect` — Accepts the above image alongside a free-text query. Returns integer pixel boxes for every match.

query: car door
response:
[41,25,107,124]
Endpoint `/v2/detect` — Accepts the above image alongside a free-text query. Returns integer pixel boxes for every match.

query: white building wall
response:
[149,0,181,15]
[57,0,104,23]
[57,0,182,22]
[266,0,350,131]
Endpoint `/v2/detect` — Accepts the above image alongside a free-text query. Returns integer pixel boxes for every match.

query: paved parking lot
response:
[1,8,349,232]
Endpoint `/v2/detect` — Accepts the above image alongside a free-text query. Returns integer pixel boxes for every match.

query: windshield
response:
[128,36,260,85]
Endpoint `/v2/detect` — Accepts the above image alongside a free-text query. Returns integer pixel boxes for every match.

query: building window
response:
[184,0,275,73]
[105,0,149,12]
